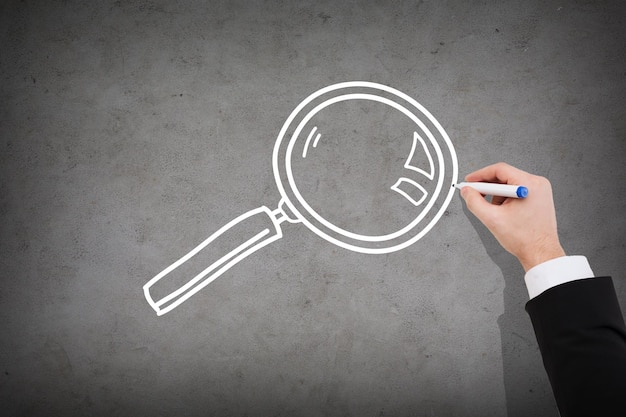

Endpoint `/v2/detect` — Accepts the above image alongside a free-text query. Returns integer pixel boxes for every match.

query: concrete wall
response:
[1,1,625,415]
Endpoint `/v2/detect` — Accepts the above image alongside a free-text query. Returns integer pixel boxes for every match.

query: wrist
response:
[519,241,566,272]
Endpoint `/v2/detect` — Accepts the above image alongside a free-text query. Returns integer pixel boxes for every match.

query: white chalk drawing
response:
[390,131,434,206]
[144,81,458,316]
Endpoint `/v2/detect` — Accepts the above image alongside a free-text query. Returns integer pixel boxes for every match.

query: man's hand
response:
[460,162,566,271]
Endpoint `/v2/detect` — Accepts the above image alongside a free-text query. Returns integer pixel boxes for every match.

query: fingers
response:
[460,186,498,226]
[465,162,530,185]
[490,195,507,205]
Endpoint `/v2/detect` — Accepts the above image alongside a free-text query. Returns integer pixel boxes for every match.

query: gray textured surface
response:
[1,1,625,416]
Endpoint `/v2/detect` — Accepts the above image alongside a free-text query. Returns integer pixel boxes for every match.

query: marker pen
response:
[454,182,529,199]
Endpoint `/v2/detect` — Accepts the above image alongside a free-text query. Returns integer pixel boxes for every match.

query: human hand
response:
[460,162,566,271]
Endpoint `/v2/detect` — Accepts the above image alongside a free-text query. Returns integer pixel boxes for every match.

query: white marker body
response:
[455,182,528,199]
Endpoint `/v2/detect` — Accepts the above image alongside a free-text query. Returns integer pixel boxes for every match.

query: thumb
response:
[461,186,495,225]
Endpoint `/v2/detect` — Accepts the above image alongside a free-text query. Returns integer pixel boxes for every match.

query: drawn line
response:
[154,229,270,309]
[153,229,272,315]
[391,178,428,206]
[272,199,300,224]
[312,133,321,148]
[405,131,435,180]
[144,206,283,315]
[302,126,318,158]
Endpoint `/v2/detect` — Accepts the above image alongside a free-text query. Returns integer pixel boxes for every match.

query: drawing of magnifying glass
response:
[144,81,458,315]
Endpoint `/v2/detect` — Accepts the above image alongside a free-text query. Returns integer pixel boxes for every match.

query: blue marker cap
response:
[516,186,529,198]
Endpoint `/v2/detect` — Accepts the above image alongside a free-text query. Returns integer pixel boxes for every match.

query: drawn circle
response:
[273,82,458,253]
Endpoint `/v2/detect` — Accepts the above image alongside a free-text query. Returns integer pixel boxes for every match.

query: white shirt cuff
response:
[524,255,594,299]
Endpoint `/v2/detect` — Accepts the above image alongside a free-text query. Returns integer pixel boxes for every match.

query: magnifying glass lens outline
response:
[274,81,458,253]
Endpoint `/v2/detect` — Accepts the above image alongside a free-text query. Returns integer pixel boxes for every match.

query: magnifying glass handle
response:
[144,206,284,316]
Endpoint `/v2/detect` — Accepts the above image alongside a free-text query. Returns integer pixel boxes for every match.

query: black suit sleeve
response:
[526,277,626,417]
